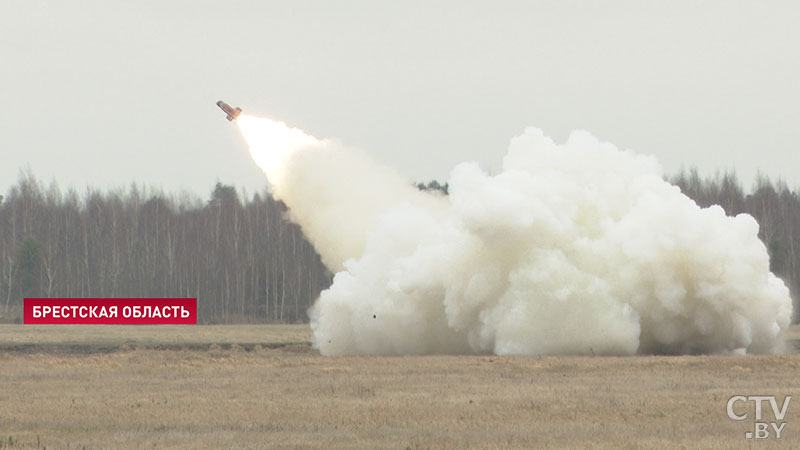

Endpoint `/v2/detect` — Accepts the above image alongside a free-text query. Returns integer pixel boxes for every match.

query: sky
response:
[2,1,799,197]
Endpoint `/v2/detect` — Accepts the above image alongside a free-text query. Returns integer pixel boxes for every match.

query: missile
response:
[216,100,242,121]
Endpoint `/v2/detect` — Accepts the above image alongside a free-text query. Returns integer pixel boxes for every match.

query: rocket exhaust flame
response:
[236,116,793,356]
[236,115,319,175]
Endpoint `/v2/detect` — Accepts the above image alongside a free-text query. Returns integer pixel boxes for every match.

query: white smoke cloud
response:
[237,115,444,272]
[239,117,793,355]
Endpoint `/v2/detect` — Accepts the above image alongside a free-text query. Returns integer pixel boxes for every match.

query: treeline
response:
[2,168,799,324]
[0,173,331,323]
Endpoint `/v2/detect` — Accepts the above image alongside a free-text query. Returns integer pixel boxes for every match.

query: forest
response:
[1,169,798,323]
[0,173,330,323]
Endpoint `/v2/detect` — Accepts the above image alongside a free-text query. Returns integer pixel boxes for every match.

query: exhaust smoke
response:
[238,117,793,355]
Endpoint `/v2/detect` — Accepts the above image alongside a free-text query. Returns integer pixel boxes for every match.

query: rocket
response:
[216,100,242,121]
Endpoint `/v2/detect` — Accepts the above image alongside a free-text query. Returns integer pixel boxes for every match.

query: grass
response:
[0,324,310,353]
[0,325,798,449]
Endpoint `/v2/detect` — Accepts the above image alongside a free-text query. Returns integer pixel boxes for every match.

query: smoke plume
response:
[238,116,793,355]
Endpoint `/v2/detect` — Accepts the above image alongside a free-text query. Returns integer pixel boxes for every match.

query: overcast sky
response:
[2,1,799,197]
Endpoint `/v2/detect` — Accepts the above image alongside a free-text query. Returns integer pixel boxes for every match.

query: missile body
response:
[216,100,242,121]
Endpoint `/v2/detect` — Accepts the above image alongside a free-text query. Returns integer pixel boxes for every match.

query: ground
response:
[0,325,798,449]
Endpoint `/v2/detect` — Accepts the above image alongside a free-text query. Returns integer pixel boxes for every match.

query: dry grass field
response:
[1,325,799,449]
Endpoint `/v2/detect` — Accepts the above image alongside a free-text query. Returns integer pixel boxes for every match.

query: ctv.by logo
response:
[727,395,791,440]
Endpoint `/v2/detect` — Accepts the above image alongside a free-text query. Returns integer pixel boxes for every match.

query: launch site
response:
[2,1,800,449]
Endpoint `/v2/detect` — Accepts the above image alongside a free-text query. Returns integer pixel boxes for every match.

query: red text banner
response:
[24,298,197,324]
